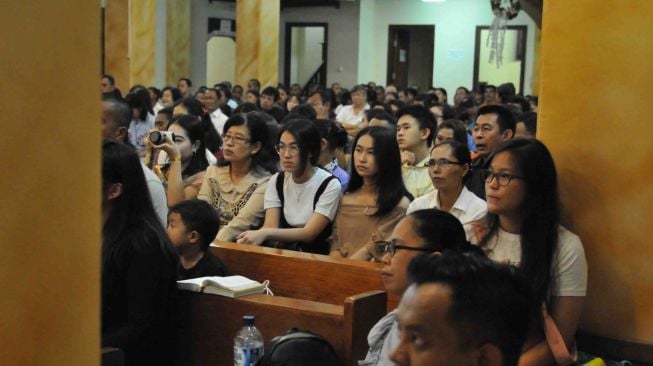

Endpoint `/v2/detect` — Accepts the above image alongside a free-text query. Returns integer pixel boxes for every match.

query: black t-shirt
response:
[263,106,288,123]
[178,251,229,280]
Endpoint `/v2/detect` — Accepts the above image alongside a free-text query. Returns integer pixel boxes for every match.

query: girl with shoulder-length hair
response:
[330,126,412,260]
[197,111,278,242]
[101,139,178,366]
[236,118,342,254]
[475,138,587,365]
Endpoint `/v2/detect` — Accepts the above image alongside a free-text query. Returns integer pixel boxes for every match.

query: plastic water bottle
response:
[234,315,264,366]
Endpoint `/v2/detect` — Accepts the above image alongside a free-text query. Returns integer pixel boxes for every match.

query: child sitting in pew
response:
[167,199,229,280]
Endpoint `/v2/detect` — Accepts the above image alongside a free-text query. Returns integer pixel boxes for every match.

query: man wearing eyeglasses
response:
[465,105,515,199]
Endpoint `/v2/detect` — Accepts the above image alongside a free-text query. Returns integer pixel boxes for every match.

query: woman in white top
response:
[336,85,370,137]
[407,140,486,240]
[474,138,588,366]
[197,112,277,242]
[237,118,341,254]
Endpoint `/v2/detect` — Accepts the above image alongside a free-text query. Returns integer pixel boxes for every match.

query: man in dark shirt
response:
[260,86,288,123]
[465,104,515,199]
[167,200,229,280]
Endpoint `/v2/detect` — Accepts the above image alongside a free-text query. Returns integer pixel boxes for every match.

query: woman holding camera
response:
[145,114,212,207]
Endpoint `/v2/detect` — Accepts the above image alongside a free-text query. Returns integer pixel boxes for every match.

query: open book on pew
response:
[177,275,265,298]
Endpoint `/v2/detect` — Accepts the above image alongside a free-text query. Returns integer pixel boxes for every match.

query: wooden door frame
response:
[386,25,434,88]
[284,22,328,87]
[473,25,527,94]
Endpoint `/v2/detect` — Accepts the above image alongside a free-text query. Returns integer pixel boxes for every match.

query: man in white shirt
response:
[203,88,228,135]
[336,85,370,137]
[396,105,436,199]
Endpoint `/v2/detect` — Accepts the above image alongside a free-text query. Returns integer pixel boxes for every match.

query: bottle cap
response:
[243,315,255,326]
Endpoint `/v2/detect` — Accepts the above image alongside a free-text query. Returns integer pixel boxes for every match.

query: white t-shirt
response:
[407,186,487,240]
[264,168,342,227]
[478,226,588,297]
[336,104,369,125]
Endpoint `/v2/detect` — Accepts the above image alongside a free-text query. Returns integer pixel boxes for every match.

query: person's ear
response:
[188,230,201,245]
[250,141,262,155]
[192,140,201,153]
[320,138,328,152]
[116,127,128,142]
[420,127,431,141]
[502,128,514,140]
[462,163,471,178]
[475,343,503,366]
[106,182,123,201]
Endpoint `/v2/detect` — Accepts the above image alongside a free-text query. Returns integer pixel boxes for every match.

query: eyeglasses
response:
[375,240,435,257]
[481,169,525,186]
[222,134,250,145]
[275,143,300,156]
[426,159,465,168]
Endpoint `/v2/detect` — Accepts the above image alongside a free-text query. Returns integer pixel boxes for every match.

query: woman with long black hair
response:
[329,126,411,260]
[101,140,178,366]
[474,138,587,366]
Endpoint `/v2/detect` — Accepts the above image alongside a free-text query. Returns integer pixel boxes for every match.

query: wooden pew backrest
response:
[210,241,400,309]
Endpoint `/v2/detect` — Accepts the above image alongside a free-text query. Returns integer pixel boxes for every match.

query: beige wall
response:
[540,1,653,343]
[166,0,191,85]
[0,1,100,365]
[105,0,129,91]
[236,0,280,88]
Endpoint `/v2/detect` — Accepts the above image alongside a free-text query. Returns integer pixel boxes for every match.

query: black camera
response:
[149,131,175,145]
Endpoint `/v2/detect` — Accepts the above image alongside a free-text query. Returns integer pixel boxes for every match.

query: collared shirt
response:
[210,108,228,135]
[336,104,370,125]
[407,186,487,240]
[401,156,435,199]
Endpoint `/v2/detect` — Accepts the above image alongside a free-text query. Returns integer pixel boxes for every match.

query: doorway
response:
[284,23,328,89]
[386,25,434,90]
[473,26,527,94]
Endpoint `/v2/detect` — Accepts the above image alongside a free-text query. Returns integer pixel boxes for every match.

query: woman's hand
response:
[152,132,181,161]
[236,229,268,245]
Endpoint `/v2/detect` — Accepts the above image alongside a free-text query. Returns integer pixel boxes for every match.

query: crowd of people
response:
[99,74,586,366]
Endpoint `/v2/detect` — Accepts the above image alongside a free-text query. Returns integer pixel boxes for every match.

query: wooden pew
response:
[208,241,399,310]
[178,242,396,366]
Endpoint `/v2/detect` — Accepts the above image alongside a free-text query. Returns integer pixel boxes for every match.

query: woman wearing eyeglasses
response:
[197,112,277,242]
[407,140,487,240]
[475,138,587,366]
[329,126,411,260]
[236,118,342,254]
[359,209,474,366]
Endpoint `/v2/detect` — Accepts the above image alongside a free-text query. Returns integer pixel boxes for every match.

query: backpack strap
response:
[275,172,290,229]
[312,175,337,209]
[275,172,285,207]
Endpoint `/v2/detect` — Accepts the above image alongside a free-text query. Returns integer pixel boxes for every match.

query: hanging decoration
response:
[487,0,521,68]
